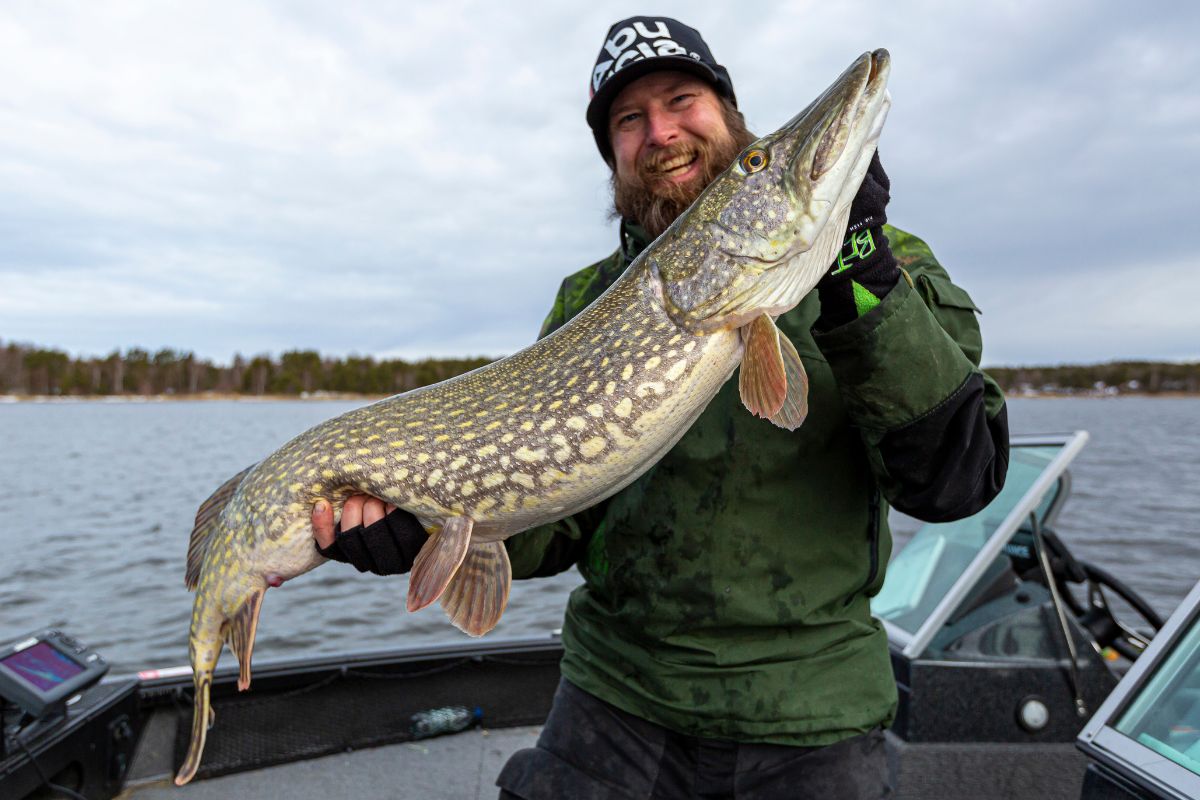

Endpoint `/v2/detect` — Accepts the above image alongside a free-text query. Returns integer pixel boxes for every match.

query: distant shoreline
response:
[2,391,1198,404]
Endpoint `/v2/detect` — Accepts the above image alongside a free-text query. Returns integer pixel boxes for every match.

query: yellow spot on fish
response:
[483,472,506,489]
[511,472,535,489]
[461,480,476,496]
[520,420,534,432]
[474,497,497,514]
[515,446,546,462]
[370,472,385,482]
[622,364,634,380]
[370,457,387,466]
[586,403,603,417]
[645,356,661,371]
[566,416,587,431]
[566,376,578,387]
[322,469,335,478]
[427,469,443,487]
[289,482,302,492]
[486,421,503,430]
[605,382,616,395]
[501,433,515,443]
[345,463,362,472]
[417,453,431,464]
[587,381,599,392]
[449,456,468,470]
[406,421,423,428]
[665,360,688,381]
[540,418,557,432]
[614,398,633,418]
[684,341,697,353]
[548,400,563,411]
[394,468,410,481]
[389,441,406,448]
[477,444,498,458]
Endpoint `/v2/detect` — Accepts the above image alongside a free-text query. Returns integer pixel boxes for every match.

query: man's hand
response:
[815,151,899,330]
[312,495,428,575]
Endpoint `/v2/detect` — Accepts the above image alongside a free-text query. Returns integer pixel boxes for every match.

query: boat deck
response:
[117,725,540,800]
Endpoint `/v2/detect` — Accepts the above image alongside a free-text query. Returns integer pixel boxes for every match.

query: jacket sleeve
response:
[812,226,1009,522]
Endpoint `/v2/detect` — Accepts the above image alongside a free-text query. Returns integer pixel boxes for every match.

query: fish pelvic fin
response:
[768,332,809,430]
[739,315,788,418]
[225,588,265,692]
[407,516,473,612]
[186,463,255,590]
[738,314,809,431]
[175,669,213,785]
[441,541,511,637]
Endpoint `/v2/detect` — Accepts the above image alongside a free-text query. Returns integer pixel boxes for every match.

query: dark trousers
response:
[497,679,891,800]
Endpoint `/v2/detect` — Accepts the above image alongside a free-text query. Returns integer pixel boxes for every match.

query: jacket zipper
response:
[847,484,883,605]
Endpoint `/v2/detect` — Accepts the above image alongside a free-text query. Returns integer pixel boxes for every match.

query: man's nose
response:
[643,107,680,147]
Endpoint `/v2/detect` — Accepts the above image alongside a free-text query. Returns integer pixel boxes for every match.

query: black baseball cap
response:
[586,17,736,163]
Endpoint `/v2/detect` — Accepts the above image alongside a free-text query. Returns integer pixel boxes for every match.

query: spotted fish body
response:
[176,49,892,785]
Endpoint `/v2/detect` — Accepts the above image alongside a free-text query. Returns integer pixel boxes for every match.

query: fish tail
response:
[175,591,226,786]
[175,668,214,786]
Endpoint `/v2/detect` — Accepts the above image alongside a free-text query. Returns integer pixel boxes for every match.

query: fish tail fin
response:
[440,541,511,637]
[186,464,255,590]
[226,588,265,692]
[175,668,214,786]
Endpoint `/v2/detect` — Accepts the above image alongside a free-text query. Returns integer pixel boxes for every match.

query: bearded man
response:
[313,17,1009,799]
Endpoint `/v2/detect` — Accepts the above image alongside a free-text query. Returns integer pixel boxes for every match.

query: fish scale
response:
[176,48,893,785]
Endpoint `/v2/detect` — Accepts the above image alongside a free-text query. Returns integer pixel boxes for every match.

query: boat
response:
[0,432,1172,799]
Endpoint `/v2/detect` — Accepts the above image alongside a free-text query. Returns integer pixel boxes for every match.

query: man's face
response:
[607,71,753,239]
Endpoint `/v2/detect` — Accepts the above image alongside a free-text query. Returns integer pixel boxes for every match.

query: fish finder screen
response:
[1,642,84,691]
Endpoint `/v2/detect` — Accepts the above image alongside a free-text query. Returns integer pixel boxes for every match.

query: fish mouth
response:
[786,49,891,186]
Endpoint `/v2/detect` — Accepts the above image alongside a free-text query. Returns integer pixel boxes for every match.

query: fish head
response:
[651,49,891,333]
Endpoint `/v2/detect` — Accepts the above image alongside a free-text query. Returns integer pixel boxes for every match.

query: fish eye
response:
[740,149,768,173]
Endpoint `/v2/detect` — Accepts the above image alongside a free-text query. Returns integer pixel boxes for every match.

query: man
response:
[313,17,1009,799]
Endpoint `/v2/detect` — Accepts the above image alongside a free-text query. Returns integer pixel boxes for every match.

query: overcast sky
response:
[1,1,1197,367]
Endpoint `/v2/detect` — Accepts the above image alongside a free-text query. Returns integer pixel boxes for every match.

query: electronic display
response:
[1,641,85,691]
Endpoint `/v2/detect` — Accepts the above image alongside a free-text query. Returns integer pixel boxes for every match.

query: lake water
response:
[0,397,1196,673]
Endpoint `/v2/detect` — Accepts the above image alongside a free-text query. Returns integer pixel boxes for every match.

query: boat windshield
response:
[872,433,1088,658]
[1113,610,1200,775]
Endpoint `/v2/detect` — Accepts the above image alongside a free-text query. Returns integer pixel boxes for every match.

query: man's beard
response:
[611,103,757,240]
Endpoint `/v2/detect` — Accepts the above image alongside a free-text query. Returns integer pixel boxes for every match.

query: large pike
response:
[176,50,892,784]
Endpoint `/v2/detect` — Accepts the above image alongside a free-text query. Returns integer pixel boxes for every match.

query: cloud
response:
[0,1,1196,364]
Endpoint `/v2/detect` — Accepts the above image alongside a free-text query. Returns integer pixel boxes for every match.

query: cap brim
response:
[586,56,723,142]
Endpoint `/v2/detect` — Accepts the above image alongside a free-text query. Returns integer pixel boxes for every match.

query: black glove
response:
[317,506,427,575]
[816,152,900,330]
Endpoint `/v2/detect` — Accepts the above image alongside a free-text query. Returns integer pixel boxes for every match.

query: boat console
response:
[873,432,1162,799]
[0,631,139,800]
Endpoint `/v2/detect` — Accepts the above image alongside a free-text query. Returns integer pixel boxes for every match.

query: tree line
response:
[2,340,1198,398]
[987,361,1200,395]
[0,340,492,397]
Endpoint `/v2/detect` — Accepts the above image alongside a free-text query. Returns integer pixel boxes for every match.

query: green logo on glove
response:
[834,229,876,274]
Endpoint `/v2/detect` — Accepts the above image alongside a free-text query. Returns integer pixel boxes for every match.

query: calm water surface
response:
[0,397,1196,672]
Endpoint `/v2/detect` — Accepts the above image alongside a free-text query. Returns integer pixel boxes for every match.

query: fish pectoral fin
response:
[440,541,512,637]
[738,314,789,418]
[407,516,474,612]
[226,588,265,692]
[767,333,809,431]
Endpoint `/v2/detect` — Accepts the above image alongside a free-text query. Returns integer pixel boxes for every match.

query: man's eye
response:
[671,93,695,106]
[617,112,640,126]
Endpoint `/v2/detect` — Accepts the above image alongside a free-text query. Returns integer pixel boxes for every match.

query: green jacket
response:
[506,221,1008,746]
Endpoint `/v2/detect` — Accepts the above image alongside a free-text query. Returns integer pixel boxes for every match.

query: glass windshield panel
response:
[871,444,1063,636]
[1114,611,1200,775]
